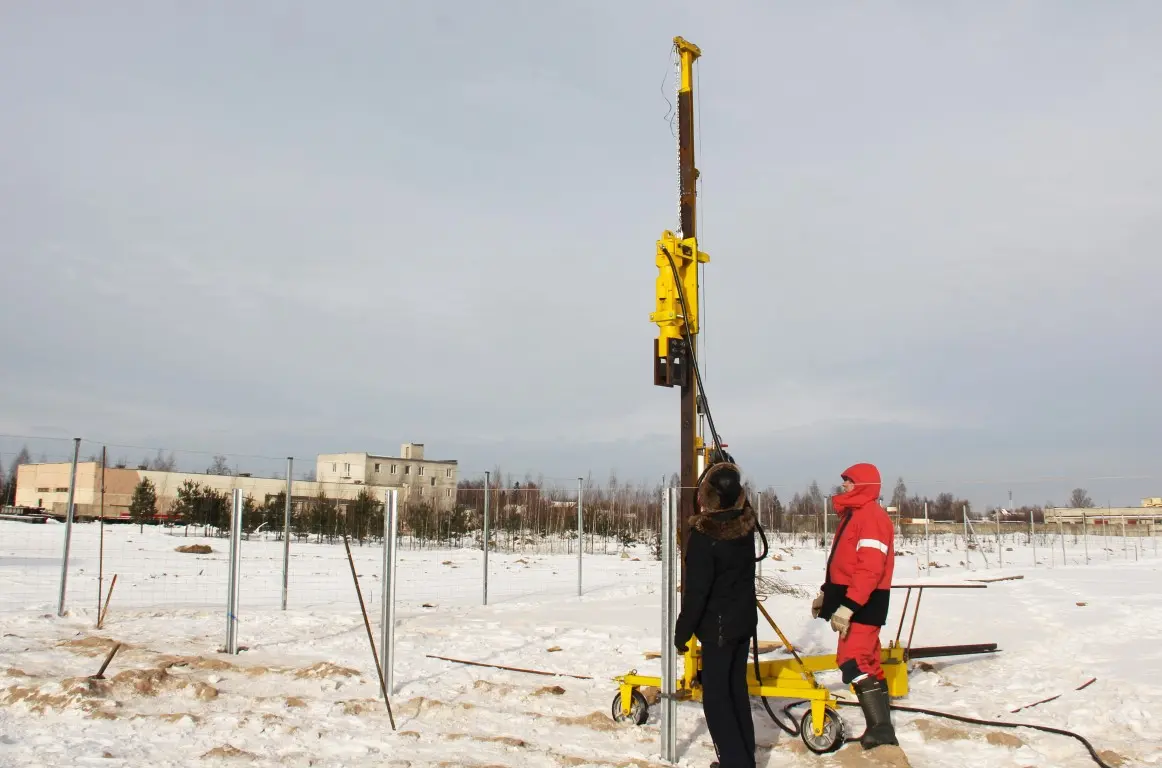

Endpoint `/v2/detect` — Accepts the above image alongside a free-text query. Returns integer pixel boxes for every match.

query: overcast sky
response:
[2,2,1160,508]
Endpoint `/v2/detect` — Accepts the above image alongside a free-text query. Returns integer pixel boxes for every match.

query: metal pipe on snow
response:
[226,489,244,654]
[381,489,399,696]
[56,437,81,617]
[660,487,678,763]
[282,457,293,611]
[482,471,490,606]
[577,477,583,598]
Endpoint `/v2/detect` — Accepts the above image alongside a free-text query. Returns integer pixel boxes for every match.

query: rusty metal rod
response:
[342,535,396,729]
[91,642,122,679]
[425,654,593,680]
[97,574,117,630]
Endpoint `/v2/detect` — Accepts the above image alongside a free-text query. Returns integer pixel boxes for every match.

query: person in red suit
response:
[811,462,898,749]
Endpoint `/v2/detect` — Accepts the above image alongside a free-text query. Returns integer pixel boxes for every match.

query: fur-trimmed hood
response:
[689,462,757,541]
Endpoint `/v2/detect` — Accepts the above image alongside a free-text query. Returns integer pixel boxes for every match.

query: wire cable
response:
[776,698,1116,768]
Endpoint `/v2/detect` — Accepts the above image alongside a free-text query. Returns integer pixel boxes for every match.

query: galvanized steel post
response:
[56,437,81,617]
[577,477,583,597]
[924,502,931,572]
[660,487,678,763]
[482,471,490,606]
[962,505,971,570]
[225,489,243,654]
[281,457,293,611]
[380,489,399,695]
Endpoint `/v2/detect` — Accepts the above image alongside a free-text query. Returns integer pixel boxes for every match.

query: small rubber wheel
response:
[799,707,845,754]
[610,689,649,725]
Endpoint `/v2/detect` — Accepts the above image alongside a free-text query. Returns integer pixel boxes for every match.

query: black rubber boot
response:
[853,676,898,749]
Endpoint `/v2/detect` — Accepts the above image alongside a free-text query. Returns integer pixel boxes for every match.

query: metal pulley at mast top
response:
[650,36,714,588]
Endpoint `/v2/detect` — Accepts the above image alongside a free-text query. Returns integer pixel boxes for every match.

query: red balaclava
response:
[831,462,882,513]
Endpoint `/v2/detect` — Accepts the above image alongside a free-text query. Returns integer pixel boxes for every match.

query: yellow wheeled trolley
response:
[612,584,992,754]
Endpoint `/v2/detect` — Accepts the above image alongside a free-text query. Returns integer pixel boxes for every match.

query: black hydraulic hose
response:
[661,247,723,456]
[751,633,798,737]
[779,699,1115,768]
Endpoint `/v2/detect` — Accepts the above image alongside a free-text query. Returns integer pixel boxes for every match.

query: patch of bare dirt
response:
[158,655,234,672]
[339,698,385,715]
[285,696,307,708]
[472,679,516,696]
[986,731,1025,748]
[444,732,528,748]
[396,696,476,717]
[833,743,913,767]
[200,744,257,760]
[4,668,33,678]
[2,665,218,718]
[1099,750,1131,767]
[533,685,566,696]
[176,544,213,554]
[551,710,619,732]
[293,661,360,680]
[57,635,131,657]
[914,717,968,742]
[132,712,202,724]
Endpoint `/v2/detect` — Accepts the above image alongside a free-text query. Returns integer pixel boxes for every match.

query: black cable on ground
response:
[776,698,1114,768]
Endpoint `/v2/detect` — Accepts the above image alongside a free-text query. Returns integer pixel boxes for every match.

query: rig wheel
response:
[610,689,649,726]
[799,706,845,754]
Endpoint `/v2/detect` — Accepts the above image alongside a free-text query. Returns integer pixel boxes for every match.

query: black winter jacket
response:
[674,466,759,649]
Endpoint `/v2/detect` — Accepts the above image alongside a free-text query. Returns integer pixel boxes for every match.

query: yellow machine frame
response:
[613,607,909,751]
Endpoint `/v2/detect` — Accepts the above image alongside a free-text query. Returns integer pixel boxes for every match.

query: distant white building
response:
[15,442,458,519]
[316,443,458,510]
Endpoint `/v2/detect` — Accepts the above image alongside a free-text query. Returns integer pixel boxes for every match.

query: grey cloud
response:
[2,2,1160,508]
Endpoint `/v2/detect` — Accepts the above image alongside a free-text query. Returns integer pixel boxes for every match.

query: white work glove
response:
[811,591,824,619]
[830,605,853,638]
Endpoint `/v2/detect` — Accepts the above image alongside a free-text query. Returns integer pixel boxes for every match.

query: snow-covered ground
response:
[1,520,1159,767]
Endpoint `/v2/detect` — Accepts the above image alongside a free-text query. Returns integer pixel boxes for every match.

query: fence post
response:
[381,488,399,696]
[923,502,930,572]
[1030,503,1037,566]
[962,505,971,571]
[1082,511,1089,564]
[660,487,678,763]
[757,493,764,579]
[577,477,584,598]
[225,489,243,654]
[997,500,1003,569]
[482,471,490,606]
[56,437,81,617]
[282,457,293,611]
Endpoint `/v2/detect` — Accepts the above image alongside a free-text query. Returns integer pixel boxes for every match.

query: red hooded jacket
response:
[819,462,895,627]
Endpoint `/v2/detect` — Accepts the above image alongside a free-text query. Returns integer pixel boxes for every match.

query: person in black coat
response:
[674,461,758,768]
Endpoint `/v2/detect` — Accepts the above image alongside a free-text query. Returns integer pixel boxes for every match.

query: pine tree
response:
[129,478,158,532]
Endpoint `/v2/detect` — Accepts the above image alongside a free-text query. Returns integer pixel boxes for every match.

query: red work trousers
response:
[836,622,883,685]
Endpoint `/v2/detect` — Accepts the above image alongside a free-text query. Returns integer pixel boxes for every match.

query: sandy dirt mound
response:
[201,744,257,760]
[444,732,529,748]
[550,710,620,732]
[57,635,133,657]
[533,685,566,696]
[176,544,213,554]
[293,661,361,680]
[831,743,913,767]
[472,679,516,696]
[157,655,235,672]
[1,666,218,718]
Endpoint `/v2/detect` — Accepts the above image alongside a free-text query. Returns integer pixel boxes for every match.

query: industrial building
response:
[1043,500,1162,526]
[13,443,458,520]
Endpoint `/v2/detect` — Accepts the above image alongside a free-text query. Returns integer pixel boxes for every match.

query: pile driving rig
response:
[611,36,996,757]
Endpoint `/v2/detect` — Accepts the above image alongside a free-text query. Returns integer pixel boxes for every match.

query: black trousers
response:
[700,636,756,768]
